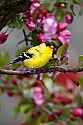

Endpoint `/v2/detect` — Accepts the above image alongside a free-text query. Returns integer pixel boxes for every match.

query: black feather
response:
[9,52,33,64]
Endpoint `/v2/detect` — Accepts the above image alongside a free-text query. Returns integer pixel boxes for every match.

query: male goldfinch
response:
[10,43,53,68]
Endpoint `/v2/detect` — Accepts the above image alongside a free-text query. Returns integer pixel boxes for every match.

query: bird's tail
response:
[9,52,33,65]
[9,56,23,64]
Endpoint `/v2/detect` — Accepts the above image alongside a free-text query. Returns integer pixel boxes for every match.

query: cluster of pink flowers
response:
[38,16,71,44]
[25,0,40,31]
[47,107,83,122]
[52,94,73,105]
[32,80,44,106]
[25,0,73,45]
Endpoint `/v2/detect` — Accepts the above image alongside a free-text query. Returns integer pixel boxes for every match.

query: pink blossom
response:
[52,94,73,105]
[25,18,35,31]
[43,15,57,35]
[37,32,54,42]
[37,9,48,25]
[37,16,46,25]
[65,12,73,24]
[32,86,44,106]
[66,78,76,91]
[37,15,57,42]
[72,108,83,117]
[37,33,47,43]
[57,29,71,44]
[57,22,68,31]
[0,33,8,44]
[42,16,71,44]
[30,1,40,14]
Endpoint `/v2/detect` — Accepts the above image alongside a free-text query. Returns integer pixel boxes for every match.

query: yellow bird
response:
[10,43,53,68]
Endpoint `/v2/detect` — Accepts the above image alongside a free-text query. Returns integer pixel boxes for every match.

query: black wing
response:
[9,52,33,64]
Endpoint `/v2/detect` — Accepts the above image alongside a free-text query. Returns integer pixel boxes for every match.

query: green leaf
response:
[12,86,19,94]
[40,112,48,123]
[0,52,10,68]
[79,8,83,16]
[58,115,67,121]
[44,0,56,12]
[12,106,20,119]
[16,48,24,57]
[20,104,32,113]
[76,94,83,107]
[46,122,55,125]
[56,44,68,59]
[73,0,81,4]
[43,58,58,68]
[79,55,83,67]
[31,31,40,46]
[8,15,24,29]
[56,10,65,21]
[46,103,55,112]
[56,0,65,2]
[0,79,3,85]
[79,76,83,86]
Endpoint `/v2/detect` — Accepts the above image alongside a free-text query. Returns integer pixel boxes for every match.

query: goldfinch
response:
[10,43,53,68]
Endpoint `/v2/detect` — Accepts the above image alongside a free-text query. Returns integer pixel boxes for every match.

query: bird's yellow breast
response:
[23,43,53,68]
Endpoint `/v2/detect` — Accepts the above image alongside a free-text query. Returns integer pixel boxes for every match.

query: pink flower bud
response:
[72,108,83,117]
[12,79,17,86]
[54,110,64,116]
[48,114,56,121]
[25,19,35,31]
[32,86,44,106]
[37,33,46,43]
[32,1,40,8]
[57,22,68,32]
[0,33,8,44]
[7,91,14,97]
[30,1,40,14]
[52,94,73,105]
[57,29,71,44]
[40,8,48,17]
[66,78,76,91]
[48,110,64,121]
[43,15,57,34]
[65,12,73,24]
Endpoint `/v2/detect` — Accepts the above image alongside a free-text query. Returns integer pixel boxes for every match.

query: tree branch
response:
[22,29,28,46]
[0,66,83,75]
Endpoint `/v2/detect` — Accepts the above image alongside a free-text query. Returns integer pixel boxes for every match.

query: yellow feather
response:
[23,43,53,68]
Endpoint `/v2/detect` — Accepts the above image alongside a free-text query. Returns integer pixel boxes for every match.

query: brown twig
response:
[22,28,28,46]
[0,66,83,76]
